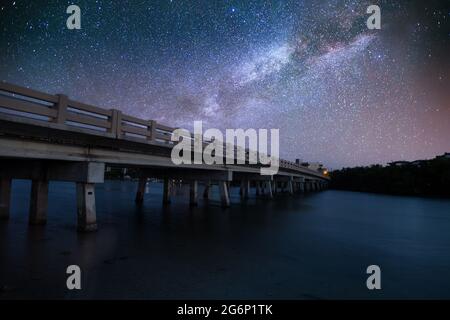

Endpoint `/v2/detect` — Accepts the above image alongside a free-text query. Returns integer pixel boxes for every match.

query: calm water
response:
[1,180,450,299]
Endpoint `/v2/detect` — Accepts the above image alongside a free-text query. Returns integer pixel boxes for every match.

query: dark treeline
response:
[330,157,450,197]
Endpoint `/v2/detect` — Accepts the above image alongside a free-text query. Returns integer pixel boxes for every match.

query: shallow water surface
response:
[1,180,450,299]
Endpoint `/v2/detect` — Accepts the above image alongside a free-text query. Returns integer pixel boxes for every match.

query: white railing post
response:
[54,94,68,124]
[110,109,122,138]
[148,120,156,142]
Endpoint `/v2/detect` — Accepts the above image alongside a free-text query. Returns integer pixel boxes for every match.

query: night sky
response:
[0,1,449,169]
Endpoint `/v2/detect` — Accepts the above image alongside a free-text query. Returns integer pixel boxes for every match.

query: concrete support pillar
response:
[243,180,250,199]
[76,183,97,232]
[29,180,49,225]
[135,177,147,204]
[189,180,198,207]
[299,182,305,193]
[219,181,230,208]
[288,179,294,195]
[170,180,178,196]
[266,181,273,199]
[163,178,171,204]
[0,178,12,220]
[256,182,260,196]
[203,181,211,199]
[272,181,277,194]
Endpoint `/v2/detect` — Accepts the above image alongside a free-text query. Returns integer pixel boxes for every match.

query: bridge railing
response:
[0,81,327,179]
[0,82,59,121]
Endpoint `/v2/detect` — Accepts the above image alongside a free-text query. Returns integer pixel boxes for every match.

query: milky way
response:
[0,0,449,169]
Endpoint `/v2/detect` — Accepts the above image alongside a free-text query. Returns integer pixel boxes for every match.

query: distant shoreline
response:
[329,187,450,199]
[330,155,450,199]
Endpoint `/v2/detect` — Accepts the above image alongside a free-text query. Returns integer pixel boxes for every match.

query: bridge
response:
[0,82,329,232]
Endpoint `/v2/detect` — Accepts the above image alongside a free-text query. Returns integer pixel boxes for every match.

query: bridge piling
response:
[298,181,304,193]
[266,181,273,198]
[135,177,147,204]
[163,178,171,204]
[29,180,49,225]
[288,179,294,195]
[0,177,12,220]
[189,180,198,207]
[76,182,97,232]
[243,180,250,199]
[255,182,260,196]
[203,181,211,199]
[218,181,230,208]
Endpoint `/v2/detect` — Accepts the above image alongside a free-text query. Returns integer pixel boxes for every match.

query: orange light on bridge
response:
[323,170,328,175]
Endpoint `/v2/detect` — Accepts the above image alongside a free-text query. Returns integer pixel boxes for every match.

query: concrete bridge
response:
[0,82,329,232]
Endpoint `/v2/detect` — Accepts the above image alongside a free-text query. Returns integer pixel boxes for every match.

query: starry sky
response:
[0,0,449,169]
